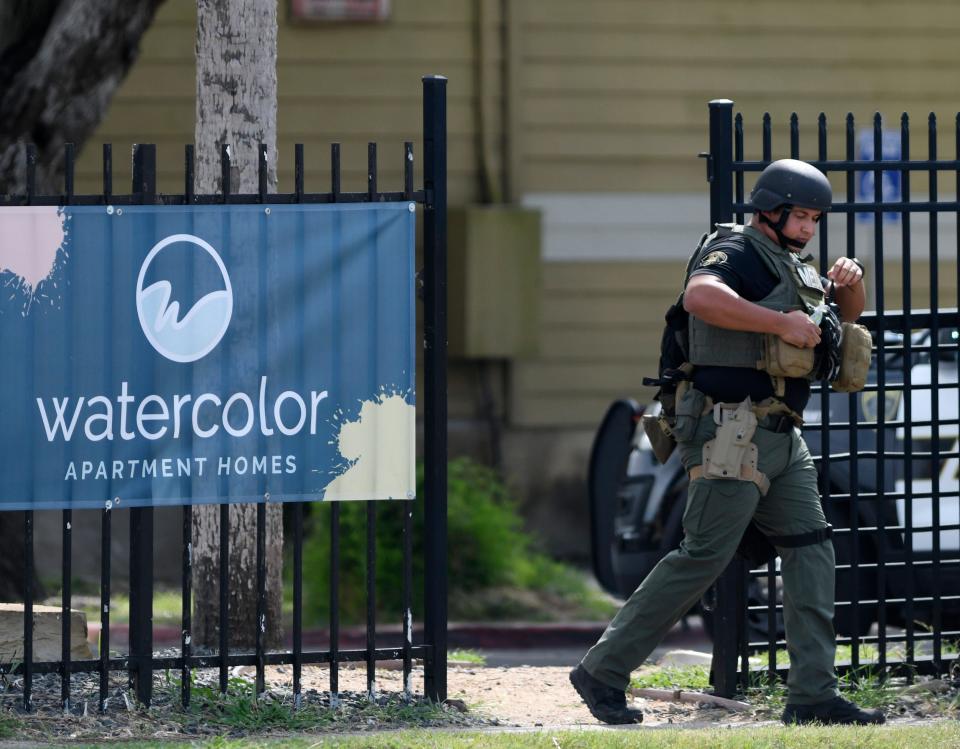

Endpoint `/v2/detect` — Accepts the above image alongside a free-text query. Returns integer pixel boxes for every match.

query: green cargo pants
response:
[581,410,840,705]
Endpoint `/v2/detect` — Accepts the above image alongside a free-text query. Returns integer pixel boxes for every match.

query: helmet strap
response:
[759,205,809,250]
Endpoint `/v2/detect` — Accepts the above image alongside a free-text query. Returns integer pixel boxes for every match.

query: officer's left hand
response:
[827,258,863,288]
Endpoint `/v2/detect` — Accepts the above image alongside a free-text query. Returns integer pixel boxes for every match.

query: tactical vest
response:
[686,224,825,374]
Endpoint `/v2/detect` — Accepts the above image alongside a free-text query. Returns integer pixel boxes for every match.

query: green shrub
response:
[295,457,611,624]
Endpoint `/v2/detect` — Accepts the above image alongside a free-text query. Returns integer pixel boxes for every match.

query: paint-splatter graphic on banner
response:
[323,392,416,500]
[0,207,69,313]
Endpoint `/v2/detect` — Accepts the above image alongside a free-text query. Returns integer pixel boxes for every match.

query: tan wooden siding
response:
[515,0,960,196]
[518,0,960,30]
[74,1,196,194]
[872,261,959,314]
[510,260,684,426]
[75,0,502,204]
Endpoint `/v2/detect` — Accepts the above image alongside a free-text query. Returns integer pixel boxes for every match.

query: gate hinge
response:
[698,152,714,183]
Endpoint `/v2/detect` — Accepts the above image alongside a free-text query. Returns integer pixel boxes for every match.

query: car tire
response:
[588,399,642,596]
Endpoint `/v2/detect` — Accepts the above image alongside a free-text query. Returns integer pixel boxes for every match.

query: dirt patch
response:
[452,665,755,728]
[0,662,759,743]
[303,662,960,728]
[296,664,760,728]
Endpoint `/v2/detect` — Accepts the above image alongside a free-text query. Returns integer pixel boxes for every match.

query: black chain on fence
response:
[0,75,448,712]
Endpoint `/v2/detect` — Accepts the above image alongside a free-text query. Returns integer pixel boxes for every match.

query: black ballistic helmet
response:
[749,159,833,212]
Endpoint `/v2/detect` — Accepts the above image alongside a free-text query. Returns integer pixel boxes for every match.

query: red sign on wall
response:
[290,0,391,22]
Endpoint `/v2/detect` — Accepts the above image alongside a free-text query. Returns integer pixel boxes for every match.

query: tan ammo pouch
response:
[831,322,871,393]
[672,387,706,442]
[759,334,815,378]
[642,413,677,465]
[698,398,770,495]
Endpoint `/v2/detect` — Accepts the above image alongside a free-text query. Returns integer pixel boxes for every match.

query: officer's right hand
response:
[777,310,821,348]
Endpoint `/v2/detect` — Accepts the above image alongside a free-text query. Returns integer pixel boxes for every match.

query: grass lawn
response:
[63,723,960,749]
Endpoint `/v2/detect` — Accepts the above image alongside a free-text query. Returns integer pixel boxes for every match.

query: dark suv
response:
[588,325,959,640]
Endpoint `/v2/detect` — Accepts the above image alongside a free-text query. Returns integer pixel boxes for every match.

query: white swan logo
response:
[136,234,233,363]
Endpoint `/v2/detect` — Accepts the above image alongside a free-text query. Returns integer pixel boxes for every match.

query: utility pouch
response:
[641,414,676,465]
[831,322,872,393]
[759,334,815,378]
[702,398,758,480]
[672,387,706,443]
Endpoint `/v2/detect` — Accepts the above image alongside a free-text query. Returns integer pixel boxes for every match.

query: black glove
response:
[813,303,843,381]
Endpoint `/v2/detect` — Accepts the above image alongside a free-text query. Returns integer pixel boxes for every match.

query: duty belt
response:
[705,398,802,433]
[757,413,797,433]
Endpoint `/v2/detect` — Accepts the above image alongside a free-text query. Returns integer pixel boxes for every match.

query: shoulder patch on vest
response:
[700,250,728,267]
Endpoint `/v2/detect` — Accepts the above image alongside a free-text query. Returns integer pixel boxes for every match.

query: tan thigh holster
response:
[689,397,770,495]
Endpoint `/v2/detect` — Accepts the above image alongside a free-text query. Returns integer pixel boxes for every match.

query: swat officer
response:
[570,159,883,725]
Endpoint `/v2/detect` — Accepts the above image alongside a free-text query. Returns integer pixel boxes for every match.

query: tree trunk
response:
[192,0,282,650]
[0,0,166,195]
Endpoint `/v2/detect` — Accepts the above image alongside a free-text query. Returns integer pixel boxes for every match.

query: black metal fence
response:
[0,76,448,712]
[706,99,960,696]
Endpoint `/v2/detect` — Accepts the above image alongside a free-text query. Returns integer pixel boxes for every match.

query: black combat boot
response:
[569,664,643,725]
[782,696,885,725]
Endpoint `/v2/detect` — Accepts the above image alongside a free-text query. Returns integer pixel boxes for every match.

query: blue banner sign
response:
[0,203,416,510]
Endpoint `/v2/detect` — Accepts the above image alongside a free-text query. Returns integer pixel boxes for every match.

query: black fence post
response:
[711,562,745,698]
[128,143,156,707]
[22,145,37,714]
[23,510,33,712]
[422,74,448,703]
[708,99,735,230]
[128,506,153,704]
[61,142,76,714]
[705,99,742,699]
